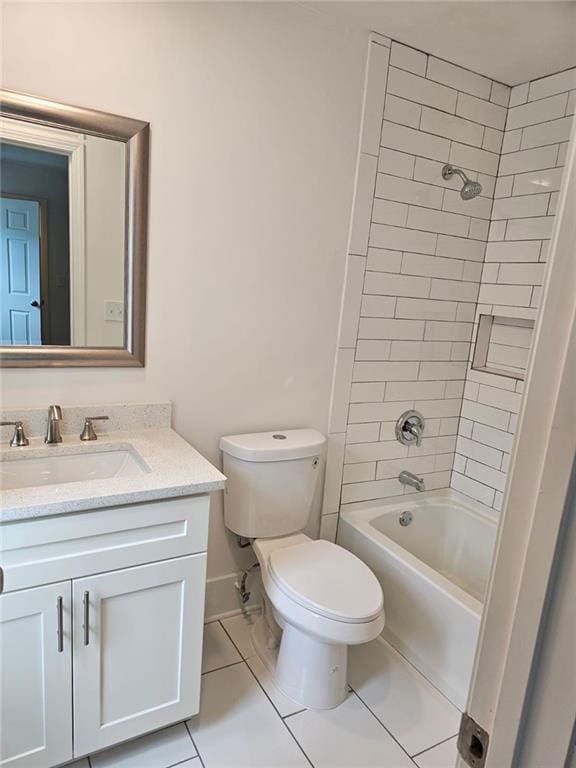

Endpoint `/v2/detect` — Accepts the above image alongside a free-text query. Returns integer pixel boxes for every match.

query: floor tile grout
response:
[411,731,459,759]
[202,658,245,676]
[185,720,206,768]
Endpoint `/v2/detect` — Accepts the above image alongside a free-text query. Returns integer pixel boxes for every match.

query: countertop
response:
[0,428,226,522]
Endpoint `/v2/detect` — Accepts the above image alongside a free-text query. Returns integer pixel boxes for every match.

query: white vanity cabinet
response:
[0,494,210,768]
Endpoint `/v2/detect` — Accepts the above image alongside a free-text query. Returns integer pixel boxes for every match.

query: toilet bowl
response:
[252,534,384,709]
[220,428,385,710]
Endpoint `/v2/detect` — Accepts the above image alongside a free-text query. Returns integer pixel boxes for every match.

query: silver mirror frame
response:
[0,89,149,367]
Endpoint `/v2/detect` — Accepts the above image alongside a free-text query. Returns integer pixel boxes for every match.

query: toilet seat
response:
[268,539,383,624]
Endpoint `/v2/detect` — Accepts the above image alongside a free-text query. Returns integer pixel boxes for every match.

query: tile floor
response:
[68,611,460,768]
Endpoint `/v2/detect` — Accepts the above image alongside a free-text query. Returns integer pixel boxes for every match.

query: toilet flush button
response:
[272,434,287,440]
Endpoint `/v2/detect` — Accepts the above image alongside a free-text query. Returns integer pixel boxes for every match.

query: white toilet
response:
[220,428,385,710]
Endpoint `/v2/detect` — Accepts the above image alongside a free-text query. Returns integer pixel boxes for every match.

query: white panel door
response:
[73,554,207,757]
[0,197,42,345]
[0,582,73,768]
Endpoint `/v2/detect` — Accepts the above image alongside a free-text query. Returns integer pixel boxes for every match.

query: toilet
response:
[220,429,385,710]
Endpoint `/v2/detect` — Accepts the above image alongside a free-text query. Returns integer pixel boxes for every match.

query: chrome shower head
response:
[441,164,482,200]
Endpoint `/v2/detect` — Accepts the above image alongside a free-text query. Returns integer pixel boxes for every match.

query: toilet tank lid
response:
[220,429,325,462]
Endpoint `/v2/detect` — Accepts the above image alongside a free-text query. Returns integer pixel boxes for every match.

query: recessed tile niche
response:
[472,314,535,381]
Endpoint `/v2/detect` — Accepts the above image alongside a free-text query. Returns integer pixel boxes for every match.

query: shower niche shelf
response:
[471,313,535,381]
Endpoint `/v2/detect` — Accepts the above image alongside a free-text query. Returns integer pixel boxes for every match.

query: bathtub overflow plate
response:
[398,511,413,527]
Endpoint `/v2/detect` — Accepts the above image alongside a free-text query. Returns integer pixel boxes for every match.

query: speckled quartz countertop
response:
[0,419,226,523]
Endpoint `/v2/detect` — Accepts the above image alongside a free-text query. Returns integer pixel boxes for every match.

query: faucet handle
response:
[395,410,425,447]
[80,416,109,442]
[1,421,30,447]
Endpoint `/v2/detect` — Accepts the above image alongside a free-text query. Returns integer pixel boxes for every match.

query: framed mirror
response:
[0,90,149,366]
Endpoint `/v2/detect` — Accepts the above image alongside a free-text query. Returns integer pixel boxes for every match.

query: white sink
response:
[0,448,148,491]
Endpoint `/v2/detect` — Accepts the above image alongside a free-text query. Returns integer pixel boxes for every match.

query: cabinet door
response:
[73,554,206,757]
[0,582,73,768]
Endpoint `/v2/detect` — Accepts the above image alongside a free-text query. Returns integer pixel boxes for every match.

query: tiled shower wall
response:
[452,66,576,510]
[320,37,575,537]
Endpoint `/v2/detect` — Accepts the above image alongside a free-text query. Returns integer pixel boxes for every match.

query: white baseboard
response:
[204,571,262,622]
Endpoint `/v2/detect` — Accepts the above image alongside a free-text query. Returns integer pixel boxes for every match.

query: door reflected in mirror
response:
[1,118,126,347]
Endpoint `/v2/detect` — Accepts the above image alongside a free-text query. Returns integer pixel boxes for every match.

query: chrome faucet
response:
[399,470,425,492]
[45,405,63,444]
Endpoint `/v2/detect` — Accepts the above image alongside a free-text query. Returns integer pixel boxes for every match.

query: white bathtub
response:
[338,488,497,709]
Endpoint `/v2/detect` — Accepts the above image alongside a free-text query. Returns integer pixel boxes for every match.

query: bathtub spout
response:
[399,470,425,491]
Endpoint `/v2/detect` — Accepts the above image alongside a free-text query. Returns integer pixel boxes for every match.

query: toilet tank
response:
[220,429,326,539]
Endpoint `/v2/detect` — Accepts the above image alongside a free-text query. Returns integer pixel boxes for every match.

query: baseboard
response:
[204,571,262,622]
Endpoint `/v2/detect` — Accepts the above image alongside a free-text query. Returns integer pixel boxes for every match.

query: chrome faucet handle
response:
[0,421,29,447]
[395,410,425,447]
[80,416,109,442]
[45,404,63,444]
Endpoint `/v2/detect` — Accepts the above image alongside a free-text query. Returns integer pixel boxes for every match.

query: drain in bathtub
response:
[398,511,413,526]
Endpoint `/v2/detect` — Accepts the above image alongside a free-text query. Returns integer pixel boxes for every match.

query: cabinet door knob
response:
[83,591,90,646]
[57,596,64,652]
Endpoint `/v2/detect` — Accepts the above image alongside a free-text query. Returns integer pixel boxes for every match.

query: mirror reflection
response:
[0,117,126,347]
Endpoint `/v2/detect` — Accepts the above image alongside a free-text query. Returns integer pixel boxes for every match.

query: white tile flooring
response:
[69,611,460,768]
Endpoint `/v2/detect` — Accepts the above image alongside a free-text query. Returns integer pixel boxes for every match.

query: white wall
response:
[0,2,367,584]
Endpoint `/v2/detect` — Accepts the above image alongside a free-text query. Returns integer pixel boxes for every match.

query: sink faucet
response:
[45,405,63,444]
[399,470,425,492]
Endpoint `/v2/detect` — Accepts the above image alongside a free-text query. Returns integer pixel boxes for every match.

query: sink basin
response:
[0,448,148,491]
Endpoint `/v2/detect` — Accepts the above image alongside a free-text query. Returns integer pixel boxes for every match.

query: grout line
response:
[184,721,206,768]
[201,658,245,677]
[219,617,256,662]
[411,732,460,759]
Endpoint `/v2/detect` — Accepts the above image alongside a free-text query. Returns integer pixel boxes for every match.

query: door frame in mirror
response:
[0,89,149,367]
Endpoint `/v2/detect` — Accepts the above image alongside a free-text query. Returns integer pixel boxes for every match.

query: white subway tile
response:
[453,454,467,473]
[450,142,499,175]
[381,121,450,162]
[430,279,479,302]
[468,367,519,390]
[451,471,495,506]
[436,234,486,261]
[407,206,470,237]
[548,192,559,215]
[372,198,409,226]
[442,189,492,220]
[505,216,554,241]
[498,145,559,175]
[456,435,503,469]
[482,127,504,153]
[346,423,380,444]
[360,295,397,317]
[359,317,424,339]
[378,147,416,178]
[350,382,385,402]
[478,283,532,306]
[567,90,575,115]
[477,384,522,413]
[389,340,452,360]
[465,459,507,492]
[388,67,458,113]
[439,417,460,435]
[456,303,476,322]
[420,106,484,147]
[322,433,345,514]
[471,422,514,452]
[507,93,568,130]
[521,116,573,149]
[390,42,428,76]
[557,141,569,166]
[424,321,473,341]
[494,176,513,198]
[451,341,471,360]
[528,68,576,101]
[509,413,518,432]
[501,129,522,154]
[402,252,463,280]
[461,399,510,430]
[489,220,507,241]
[384,94,422,128]
[509,82,529,108]
[414,398,462,417]
[369,222,437,254]
[338,255,366,348]
[349,153,377,255]
[341,478,402,504]
[370,32,391,47]
[482,262,499,282]
[478,172,496,197]
[463,261,482,281]
[445,381,465,397]
[485,240,541,262]
[469,218,490,241]
[352,361,420,382]
[494,492,504,511]
[512,166,565,196]
[497,262,546,285]
[349,401,413,424]
[364,271,431,298]
[355,340,392,361]
[490,81,510,107]
[456,92,506,130]
[386,380,446,400]
[464,380,480,400]
[396,297,457,321]
[367,248,403,273]
[492,193,550,220]
[413,157,464,191]
[427,56,491,100]
[343,462,376,484]
[376,173,444,208]
[419,361,467,380]
[376,454,436,479]
[407,435,457,457]
[361,42,390,155]
[328,348,354,432]
[345,440,408,464]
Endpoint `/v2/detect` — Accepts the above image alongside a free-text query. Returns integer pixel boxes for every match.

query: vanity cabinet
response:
[0,495,210,768]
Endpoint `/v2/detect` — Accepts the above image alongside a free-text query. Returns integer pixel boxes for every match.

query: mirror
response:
[0,90,149,366]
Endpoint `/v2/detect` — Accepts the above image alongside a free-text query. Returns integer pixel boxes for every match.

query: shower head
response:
[441,164,482,200]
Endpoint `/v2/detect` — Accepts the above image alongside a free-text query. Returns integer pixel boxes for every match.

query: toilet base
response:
[251,600,348,710]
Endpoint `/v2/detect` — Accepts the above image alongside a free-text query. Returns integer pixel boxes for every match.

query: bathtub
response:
[338,488,497,709]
